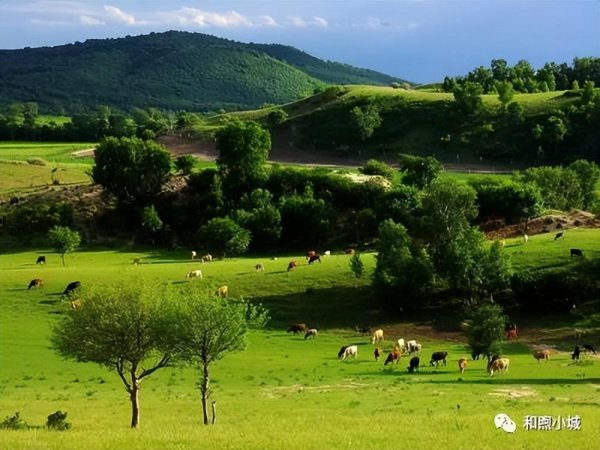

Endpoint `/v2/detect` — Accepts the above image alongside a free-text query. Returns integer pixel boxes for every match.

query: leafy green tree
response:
[48,226,81,267]
[349,253,364,279]
[232,191,281,250]
[581,81,596,104]
[359,159,395,180]
[93,137,172,205]
[400,155,443,189]
[278,188,332,246]
[175,155,196,175]
[51,281,173,428]
[572,80,580,90]
[350,104,382,140]
[491,59,511,81]
[480,241,513,297]
[463,303,506,360]
[568,159,600,210]
[495,81,514,108]
[375,185,421,229]
[267,109,288,128]
[453,81,483,114]
[517,167,583,211]
[196,217,251,257]
[141,205,163,234]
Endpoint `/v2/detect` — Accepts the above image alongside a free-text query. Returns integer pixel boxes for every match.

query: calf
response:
[191,251,197,260]
[185,270,203,280]
[488,358,510,376]
[36,256,46,265]
[384,349,402,366]
[254,263,265,272]
[570,248,583,258]
[572,345,582,361]
[371,329,384,344]
[430,351,448,367]
[306,251,316,260]
[533,349,550,362]
[355,326,371,336]
[287,323,308,334]
[202,254,213,263]
[287,261,298,272]
[374,347,383,362]
[215,285,228,298]
[407,356,420,373]
[582,344,597,354]
[304,329,318,340]
[308,254,321,265]
[338,345,358,360]
[63,281,81,296]
[458,357,468,373]
[28,278,44,290]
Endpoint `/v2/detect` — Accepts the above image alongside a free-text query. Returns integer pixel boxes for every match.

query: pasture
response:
[1,243,599,449]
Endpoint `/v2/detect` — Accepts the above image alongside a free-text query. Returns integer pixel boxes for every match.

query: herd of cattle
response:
[286,323,598,376]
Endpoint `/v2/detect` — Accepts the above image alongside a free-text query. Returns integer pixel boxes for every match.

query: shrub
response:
[46,411,71,431]
[26,157,46,166]
[175,155,196,175]
[0,412,28,430]
[359,159,395,180]
[196,217,251,257]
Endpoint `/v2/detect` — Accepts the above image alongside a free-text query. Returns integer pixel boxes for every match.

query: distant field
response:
[36,115,71,125]
[0,141,94,164]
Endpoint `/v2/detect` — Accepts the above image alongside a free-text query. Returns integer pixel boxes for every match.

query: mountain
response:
[0,31,406,113]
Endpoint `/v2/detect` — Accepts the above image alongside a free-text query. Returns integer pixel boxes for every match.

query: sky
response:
[0,0,598,83]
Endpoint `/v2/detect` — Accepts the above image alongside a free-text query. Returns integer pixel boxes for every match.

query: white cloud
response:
[260,15,277,27]
[80,15,104,26]
[163,7,252,27]
[103,5,136,26]
[356,17,418,30]
[289,15,307,28]
[312,17,328,27]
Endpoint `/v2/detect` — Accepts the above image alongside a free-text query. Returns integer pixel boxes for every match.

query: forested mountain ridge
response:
[0,31,404,114]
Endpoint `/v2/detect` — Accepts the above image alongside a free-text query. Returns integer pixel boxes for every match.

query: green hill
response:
[0,31,404,114]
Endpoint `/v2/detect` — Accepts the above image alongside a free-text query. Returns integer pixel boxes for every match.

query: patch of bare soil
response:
[72,148,95,157]
[489,388,537,398]
[263,381,371,398]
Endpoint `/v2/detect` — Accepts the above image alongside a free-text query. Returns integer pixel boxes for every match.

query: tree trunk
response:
[201,363,210,425]
[61,254,65,267]
[130,376,140,428]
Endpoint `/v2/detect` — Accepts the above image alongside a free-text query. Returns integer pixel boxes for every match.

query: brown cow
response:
[306,251,316,260]
[287,323,308,334]
[374,347,383,362]
[533,349,550,362]
[28,278,44,290]
[384,348,402,366]
[287,261,299,272]
[458,357,468,373]
[308,254,321,265]
[215,285,228,297]
[345,248,355,255]
[488,358,510,376]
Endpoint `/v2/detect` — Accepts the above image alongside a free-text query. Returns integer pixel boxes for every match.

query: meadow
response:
[1,237,599,449]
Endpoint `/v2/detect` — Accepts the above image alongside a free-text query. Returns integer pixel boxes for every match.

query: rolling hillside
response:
[0,31,405,113]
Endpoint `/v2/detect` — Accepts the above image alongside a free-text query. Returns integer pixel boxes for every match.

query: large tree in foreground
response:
[167,287,269,425]
[463,303,506,361]
[51,281,172,428]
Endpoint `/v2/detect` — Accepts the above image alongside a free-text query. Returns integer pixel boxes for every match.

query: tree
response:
[350,104,382,140]
[175,155,196,176]
[267,109,288,128]
[400,155,443,189]
[453,82,483,114]
[216,119,271,198]
[463,303,506,360]
[581,81,596,104]
[568,159,600,210]
[349,253,364,279]
[141,205,164,243]
[48,226,80,267]
[167,287,268,425]
[196,217,251,257]
[359,159,395,180]
[92,137,172,205]
[518,166,583,211]
[51,281,173,428]
[495,81,514,109]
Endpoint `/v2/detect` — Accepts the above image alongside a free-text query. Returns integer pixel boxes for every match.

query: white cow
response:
[372,329,384,344]
[397,338,406,352]
[407,340,421,354]
[185,270,203,280]
[324,251,331,256]
[191,251,197,260]
[339,345,358,360]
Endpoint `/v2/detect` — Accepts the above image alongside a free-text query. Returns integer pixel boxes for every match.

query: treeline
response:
[442,57,600,94]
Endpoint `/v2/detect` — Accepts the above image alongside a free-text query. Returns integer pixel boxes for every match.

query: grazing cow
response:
[185,270,203,280]
[374,347,383,362]
[28,278,44,290]
[191,251,197,260]
[287,323,308,334]
[407,340,421,354]
[488,358,510,376]
[384,349,402,366]
[254,263,265,272]
[345,248,355,255]
[523,234,529,244]
[533,349,550,362]
[430,351,448,367]
[582,344,597,354]
[70,299,82,310]
[572,345,582,361]
[397,338,406,352]
[304,329,318,340]
[306,251,316,260]
[570,248,584,258]
[63,281,81,296]
[324,251,331,257]
[458,357,468,373]
[202,254,213,263]
[36,256,46,265]
[355,326,371,336]
[407,356,420,373]
[338,345,358,360]
[371,329,384,344]
[554,232,564,240]
[308,254,321,265]
[215,285,228,297]
[287,261,298,272]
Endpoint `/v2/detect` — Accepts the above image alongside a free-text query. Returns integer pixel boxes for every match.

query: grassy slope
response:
[1,240,599,449]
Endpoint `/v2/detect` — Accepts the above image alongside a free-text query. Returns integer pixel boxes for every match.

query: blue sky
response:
[0,0,598,83]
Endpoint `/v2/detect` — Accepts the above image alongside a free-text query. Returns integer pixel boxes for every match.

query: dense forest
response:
[0,31,404,114]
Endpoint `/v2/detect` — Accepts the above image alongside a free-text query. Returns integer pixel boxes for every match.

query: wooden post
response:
[211,401,217,425]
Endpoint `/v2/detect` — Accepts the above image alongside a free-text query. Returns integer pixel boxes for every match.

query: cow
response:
[308,254,321,265]
[355,326,371,336]
[554,232,564,240]
[70,299,82,310]
[185,270,203,280]
[371,329,384,344]
[287,261,298,272]
[191,251,197,260]
[215,285,228,297]
[304,329,318,340]
[36,256,46,265]
[338,345,358,360]
[397,338,406,352]
[324,251,331,257]
[374,347,383,362]
[407,356,420,373]
[287,324,308,334]
[430,351,448,367]
[582,344,597,354]
[488,358,510,376]
[254,263,265,272]
[407,340,421,354]
[458,357,468,373]
[572,345,582,361]
[202,254,213,263]
[306,251,316,260]
[523,233,529,244]
[533,349,550,362]
[570,248,584,258]
[345,248,355,255]
[63,281,81,296]
[28,278,44,290]
[384,349,402,366]
[505,323,518,339]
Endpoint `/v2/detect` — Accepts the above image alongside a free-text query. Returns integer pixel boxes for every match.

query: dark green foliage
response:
[174,155,196,176]
[453,82,483,114]
[464,303,506,360]
[196,217,251,257]
[359,159,395,180]
[568,159,600,209]
[278,189,333,247]
[495,81,514,108]
[141,205,163,233]
[267,109,288,129]
[0,412,28,430]
[1,200,74,237]
[516,166,583,211]
[216,120,271,198]
[349,253,364,279]
[375,185,421,229]
[231,189,282,250]
[350,104,383,140]
[46,411,71,431]
[92,137,172,205]
[399,155,443,189]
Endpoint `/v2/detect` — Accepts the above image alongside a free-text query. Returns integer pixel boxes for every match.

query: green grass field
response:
[1,237,599,449]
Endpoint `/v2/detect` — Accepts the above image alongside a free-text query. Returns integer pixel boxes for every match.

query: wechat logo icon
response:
[494,413,517,433]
